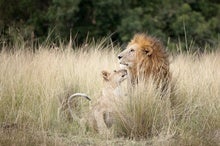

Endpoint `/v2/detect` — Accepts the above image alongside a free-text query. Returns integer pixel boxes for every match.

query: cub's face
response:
[102,69,127,85]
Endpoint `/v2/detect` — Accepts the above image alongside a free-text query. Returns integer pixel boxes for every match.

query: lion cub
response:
[66,69,127,135]
[89,69,127,134]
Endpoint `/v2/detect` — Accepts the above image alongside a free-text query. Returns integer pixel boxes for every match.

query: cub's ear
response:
[101,70,110,81]
[144,47,153,56]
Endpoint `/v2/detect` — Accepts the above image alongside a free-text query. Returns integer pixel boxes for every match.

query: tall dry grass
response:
[0,41,219,145]
[114,52,220,145]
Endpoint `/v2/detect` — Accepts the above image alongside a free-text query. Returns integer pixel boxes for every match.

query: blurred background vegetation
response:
[0,0,219,51]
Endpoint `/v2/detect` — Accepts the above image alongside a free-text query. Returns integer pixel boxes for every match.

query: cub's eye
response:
[121,75,125,77]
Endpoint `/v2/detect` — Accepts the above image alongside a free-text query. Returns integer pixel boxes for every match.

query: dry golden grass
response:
[0,42,219,145]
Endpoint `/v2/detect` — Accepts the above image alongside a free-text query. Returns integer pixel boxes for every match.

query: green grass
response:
[0,42,219,146]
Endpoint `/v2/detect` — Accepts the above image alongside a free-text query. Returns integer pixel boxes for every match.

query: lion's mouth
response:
[119,63,129,71]
[119,62,128,66]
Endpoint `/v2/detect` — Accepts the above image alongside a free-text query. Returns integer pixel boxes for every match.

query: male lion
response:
[62,69,127,135]
[118,33,171,93]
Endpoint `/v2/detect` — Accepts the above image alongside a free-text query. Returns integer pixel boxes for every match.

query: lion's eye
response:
[130,49,134,52]
[121,75,125,77]
[145,50,149,53]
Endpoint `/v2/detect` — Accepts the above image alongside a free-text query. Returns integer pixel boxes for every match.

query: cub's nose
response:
[118,55,122,59]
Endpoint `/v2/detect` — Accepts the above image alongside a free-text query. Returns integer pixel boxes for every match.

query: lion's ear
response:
[145,47,153,56]
[101,70,110,81]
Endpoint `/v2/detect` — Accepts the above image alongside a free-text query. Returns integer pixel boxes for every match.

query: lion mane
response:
[118,33,171,92]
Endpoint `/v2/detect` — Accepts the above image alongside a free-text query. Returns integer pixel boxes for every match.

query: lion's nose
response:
[118,55,122,59]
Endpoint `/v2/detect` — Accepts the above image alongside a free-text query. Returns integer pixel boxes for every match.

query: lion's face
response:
[118,44,138,68]
[118,40,153,69]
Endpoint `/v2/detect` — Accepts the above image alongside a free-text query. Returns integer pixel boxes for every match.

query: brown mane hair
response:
[128,33,171,90]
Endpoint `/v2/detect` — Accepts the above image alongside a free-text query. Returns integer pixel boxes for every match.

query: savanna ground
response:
[0,40,220,146]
